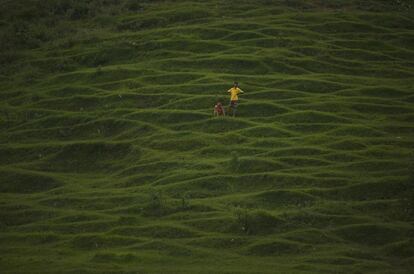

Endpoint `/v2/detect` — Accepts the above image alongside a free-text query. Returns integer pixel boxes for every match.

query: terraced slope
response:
[1,0,414,273]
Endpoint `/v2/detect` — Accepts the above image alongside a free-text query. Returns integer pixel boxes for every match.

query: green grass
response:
[1,0,414,273]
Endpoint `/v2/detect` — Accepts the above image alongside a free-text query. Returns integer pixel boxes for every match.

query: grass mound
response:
[177,117,252,133]
[334,223,406,246]
[137,240,197,256]
[71,234,140,249]
[278,111,349,124]
[282,228,340,245]
[234,157,285,173]
[383,240,414,258]
[91,252,138,263]
[254,190,316,208]
[246,239,310,256]
[187,236,249,249]
[45,142,134,172]
[0,168,61,193]
[313,180,410,201]
[111,224,198,239]
[240,126,293,138]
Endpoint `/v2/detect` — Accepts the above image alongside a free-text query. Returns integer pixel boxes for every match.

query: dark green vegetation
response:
[1,0,414,273]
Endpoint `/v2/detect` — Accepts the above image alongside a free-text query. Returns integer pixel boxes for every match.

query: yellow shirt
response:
[228,87,243,101]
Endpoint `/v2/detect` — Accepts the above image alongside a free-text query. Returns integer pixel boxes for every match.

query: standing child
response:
[214,101,225,116]
[227,81,244,117]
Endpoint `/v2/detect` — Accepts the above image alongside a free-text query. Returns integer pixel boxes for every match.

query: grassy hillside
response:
[1,0,414,273]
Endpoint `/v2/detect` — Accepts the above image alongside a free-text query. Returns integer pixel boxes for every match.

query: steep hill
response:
[1,0,414,273]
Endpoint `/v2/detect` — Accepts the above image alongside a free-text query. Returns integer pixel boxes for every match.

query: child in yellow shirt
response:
[227,81,244,117]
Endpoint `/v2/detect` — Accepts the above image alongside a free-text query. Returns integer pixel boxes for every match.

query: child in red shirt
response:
[214,101,225,116]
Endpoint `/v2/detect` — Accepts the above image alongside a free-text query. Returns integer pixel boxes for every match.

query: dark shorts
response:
[229,100,238,108]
